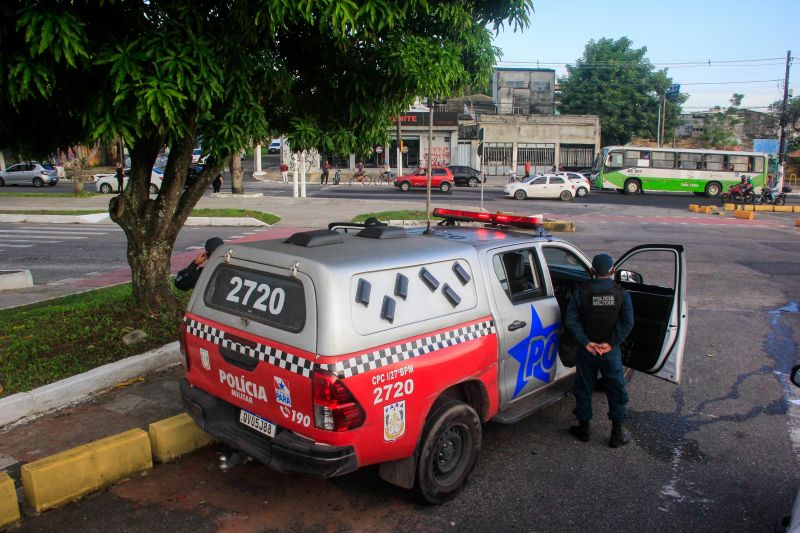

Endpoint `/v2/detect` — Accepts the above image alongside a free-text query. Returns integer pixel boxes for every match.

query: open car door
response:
[614,244,687,383]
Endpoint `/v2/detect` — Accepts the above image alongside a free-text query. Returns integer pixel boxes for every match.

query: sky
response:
[492,0,798,111]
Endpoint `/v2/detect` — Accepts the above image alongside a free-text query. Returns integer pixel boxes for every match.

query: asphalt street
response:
[1,189,799,532]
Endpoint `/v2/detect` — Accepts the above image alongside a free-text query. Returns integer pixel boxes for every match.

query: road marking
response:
[0,228,108,235]
[0,239,60,243]
[0,243,34,248]
[20,225,122,231]
[0,233,88,239]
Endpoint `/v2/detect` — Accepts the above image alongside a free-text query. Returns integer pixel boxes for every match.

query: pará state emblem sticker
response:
[384,400,406,442]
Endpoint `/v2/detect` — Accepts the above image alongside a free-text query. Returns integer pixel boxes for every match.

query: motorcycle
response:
[721,183,755,204]
[756,184,791,206]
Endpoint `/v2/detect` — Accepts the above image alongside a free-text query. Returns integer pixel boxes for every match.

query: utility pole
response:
[778,50,792,165]
[396,111,402,178]
[660,93,667,147]
[425,97,434,234]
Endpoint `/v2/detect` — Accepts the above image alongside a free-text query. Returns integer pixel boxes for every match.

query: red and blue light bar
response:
[432,208,542,229]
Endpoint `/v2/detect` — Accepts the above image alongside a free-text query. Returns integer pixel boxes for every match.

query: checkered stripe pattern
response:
[184,318,315,378]
[320,320,496,379]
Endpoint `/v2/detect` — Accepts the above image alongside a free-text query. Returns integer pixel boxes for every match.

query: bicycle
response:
[376,169,394,185]
[332,167,341,185]
[348,171,373,185]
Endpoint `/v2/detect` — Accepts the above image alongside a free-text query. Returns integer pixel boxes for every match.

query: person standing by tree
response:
[280,160,289,183]
[565,253,634,448]
[321,159,330,184]
[115,162,125,193]
[212,171,223,193]
[174,237,224,291]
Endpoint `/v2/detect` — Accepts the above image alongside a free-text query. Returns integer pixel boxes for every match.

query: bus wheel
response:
[704,182,721,198]
[624,179,641,194]
[415,401,481,504]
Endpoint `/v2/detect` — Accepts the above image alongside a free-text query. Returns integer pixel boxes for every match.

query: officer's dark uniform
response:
[564,253,634,447]
[175,237,224,291]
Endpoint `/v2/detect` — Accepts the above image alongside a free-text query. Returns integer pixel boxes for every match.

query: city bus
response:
[592,146,772,197]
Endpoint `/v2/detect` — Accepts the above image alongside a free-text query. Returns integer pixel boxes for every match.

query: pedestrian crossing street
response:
[0,225,124,253]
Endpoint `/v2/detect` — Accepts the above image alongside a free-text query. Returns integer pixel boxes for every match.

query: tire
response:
[33,177,44,187]
[333,175,340,185]
[400,181,411,191]
[775,196,786,206]
[149,183,159,195]
[559,190,573,201]
[704,181,721,198]
[440,182,451,193]
[468,177,479,188]
[624,178,641,195]
[721,192,730,202]
[743,192,755,204]
[48,182,57,187]
[415,401,481,504]
[99,183,113,193]
[576,187,588,198]
[513,189,526,200]
[731,192,742,203]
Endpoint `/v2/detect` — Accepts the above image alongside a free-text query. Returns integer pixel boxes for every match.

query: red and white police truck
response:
[179,209,687,503]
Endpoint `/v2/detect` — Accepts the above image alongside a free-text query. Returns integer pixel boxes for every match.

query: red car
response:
[394,166,455,192]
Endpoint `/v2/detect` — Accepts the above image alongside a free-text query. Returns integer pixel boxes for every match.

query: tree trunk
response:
[230,150,244,193]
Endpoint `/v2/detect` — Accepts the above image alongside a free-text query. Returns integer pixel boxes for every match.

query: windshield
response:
[591,149,607,173]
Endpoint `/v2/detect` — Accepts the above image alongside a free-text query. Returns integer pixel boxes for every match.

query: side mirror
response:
[791,365,800,388]
[616,269,643,284]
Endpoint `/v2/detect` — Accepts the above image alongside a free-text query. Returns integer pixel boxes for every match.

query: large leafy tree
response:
[0,0,532,312]
[558,37,686,146]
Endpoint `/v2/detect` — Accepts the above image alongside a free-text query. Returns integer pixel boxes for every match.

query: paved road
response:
[3,209,799,532]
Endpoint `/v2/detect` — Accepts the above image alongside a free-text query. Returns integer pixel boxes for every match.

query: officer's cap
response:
[205,237,224,254]
[592,253,614,275]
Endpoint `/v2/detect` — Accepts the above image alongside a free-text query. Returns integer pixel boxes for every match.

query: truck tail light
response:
[312,370,365,431]
[179,320,190,372]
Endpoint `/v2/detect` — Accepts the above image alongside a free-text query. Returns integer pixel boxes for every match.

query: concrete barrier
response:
[741,204,755,212]
[688,204,699,212]
[0,270,33,291]
[774,205,793,213]
[733,210,754,220]
[21,429,152,512]
[148,413,216,463]
[754,205,773,212]
[0,472,19,528]
[723,203,735,211]
[796,218,800,227]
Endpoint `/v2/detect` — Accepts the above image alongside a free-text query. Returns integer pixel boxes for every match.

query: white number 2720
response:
[226,276,286,315]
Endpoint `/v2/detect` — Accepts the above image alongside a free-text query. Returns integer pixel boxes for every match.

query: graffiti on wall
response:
[422,146,450,166]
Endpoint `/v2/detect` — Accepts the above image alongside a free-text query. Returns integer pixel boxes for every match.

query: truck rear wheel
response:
[415,400,481,504]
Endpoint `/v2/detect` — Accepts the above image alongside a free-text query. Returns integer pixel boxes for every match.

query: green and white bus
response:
[592,146,772,197]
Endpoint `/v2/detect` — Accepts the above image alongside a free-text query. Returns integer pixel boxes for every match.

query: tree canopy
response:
[558,37,686,147]
[0,0,532,311]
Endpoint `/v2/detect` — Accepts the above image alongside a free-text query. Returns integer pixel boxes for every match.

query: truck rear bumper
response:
[180,379,359,478]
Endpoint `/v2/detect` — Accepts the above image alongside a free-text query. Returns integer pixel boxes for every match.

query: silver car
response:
[0,161,59,187]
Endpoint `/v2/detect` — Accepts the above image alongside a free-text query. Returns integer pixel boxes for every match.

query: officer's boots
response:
[608,421,630,448]
[569,420,591,442]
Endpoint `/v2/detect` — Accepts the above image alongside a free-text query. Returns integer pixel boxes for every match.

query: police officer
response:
[174,237,224,291]
[564,253,634,447]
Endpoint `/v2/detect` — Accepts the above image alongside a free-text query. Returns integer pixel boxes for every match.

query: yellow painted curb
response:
[754,204,773,212]
[723,203,735,211]
[774,205,793,213]
[700,206,715,214]
[734,210,754,220]
[0,472,20,528]
[21,429,152,513]
[794,206,800,213]
[741,204,754,212]
[541,220,575,232]
[149,413,216,463]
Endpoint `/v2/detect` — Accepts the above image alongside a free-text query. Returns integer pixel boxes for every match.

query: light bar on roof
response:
[432,208,542,229]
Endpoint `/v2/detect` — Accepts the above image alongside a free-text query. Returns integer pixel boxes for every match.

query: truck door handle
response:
[508,320,527,331]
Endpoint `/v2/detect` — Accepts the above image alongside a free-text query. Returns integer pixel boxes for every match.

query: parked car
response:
[448,165,485,187]
[0,161,59,187]
[94,167,164,194]
[191,149,208,164]
[504,174,576,201]
[394,166,455,192]
[561,171,591,197]
[267,140,281,154]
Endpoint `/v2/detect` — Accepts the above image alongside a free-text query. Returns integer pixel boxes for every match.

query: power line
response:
[496,56,787,68]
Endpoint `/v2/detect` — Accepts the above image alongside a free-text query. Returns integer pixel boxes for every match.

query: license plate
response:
[239,410,276,438]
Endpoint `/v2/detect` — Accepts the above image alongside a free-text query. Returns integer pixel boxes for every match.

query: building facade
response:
[492,68,556,115]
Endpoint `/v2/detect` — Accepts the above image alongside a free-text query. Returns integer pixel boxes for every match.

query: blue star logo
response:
[508,305,560,398]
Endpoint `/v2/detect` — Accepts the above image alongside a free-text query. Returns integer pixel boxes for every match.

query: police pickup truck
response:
[179,208,687,503]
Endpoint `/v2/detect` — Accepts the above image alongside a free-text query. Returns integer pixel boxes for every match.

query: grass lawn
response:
[351,210,429,223]
[0,284,190,397]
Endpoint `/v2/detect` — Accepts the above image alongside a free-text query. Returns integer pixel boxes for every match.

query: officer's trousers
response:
[572,347,629,423]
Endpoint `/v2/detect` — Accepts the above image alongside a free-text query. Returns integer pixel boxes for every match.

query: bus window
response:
[606,151,623,168]
[623,150,650,168]
[652,151,675,169]
[752,157,764,173]
[728,155,749,172]
[678,152,702,170]
[703,153,725,171]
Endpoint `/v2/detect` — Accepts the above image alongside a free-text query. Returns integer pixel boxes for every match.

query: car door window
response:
[531,177,546,185]
[549,177,565,184]
[8,164,22,172]
[433,169,445,176]
[541,247,589,276]
[615,250,676,290]
[491,249,544,303]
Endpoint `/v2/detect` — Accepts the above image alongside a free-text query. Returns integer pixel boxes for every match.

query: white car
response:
[191,148,207,164]
[505,174,576,201]
[94,168,164,194]
[267,140,281,154]
[0,161,59,187]
[561,172,591,197]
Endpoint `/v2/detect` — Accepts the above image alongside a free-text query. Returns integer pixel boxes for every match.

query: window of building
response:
[531,81,551,92]
[517,143,555,168]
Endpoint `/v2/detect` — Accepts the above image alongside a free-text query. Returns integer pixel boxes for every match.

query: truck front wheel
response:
[415,400,481,504]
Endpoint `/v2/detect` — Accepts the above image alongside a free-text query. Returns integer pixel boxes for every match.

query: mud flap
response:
[379,455,416,489]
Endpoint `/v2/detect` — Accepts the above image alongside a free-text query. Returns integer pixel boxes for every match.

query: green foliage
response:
[699,94,746,149]
[558,37,686,146]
